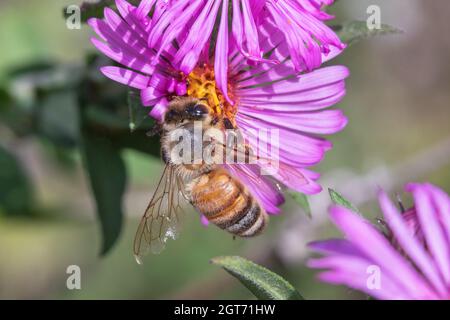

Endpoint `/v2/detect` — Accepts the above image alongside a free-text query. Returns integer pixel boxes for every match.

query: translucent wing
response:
[134,164,186,262]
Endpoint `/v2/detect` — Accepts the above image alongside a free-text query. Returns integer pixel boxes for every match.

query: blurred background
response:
[0,0,449,299]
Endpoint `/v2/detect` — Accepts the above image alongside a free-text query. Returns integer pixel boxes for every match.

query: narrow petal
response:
[100,66,149,89]
[174,0,222,74]
[136,0,155,20]
[232,19,343,79]
[232,0,263,61]
[426,183,450,257]
[237,66,350,92]
[141,86,167,106]
[115,0,147,36]
[90,38,154,76]
[214,0,232,103]
[238,90,346,112]
[309,256,414,300]
[238,108,348,135]
[265,0,344,71]
[152,0,204,63]
[149,97,169,121]
[407,183,450,287]
[308,239,367,257]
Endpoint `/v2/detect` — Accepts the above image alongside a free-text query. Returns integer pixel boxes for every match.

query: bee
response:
[133,97,269,261]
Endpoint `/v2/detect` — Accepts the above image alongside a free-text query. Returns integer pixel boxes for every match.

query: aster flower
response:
[88,0,349,214]
[148,0,345,103]
[308,183,450,300]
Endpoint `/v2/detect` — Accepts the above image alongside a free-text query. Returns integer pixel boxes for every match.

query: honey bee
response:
[133,97,268,262]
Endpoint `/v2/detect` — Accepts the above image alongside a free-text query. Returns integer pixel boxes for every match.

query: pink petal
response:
[238,108,348,135]
[149,97,169,121]
[238,90,347,112]
[426,184,450,261]
[308,239,367,257]
[232,0,263,61]
[309,256,414,300]
[174,0,221,74]
[379,190,448,297]
[407,183,450,287]
[214,0,232,104]
[136,0,155,20]
[89,26,156,75]
[237,66,350,93]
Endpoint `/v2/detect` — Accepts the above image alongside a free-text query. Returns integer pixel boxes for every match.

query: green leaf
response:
[0,85,34,137]
[211,256,303,300]
[0,146,34,216]
[35,89,80,148]
[334,21,403,46]
[85,104,130,131]
[115,130,161,158]
[7,61,54,79]
[81,128,127,256]
[83,105,161,158]
[328,188,359,213]
[288,191,311,218]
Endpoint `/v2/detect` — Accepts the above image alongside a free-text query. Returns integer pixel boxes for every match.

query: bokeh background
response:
[1,0,449,299]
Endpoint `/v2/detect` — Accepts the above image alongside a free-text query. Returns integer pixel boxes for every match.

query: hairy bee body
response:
[161,97,268,238]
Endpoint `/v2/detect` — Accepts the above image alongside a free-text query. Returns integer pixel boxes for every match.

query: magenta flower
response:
[88,0,349,214]
[308,183,450,300]
[148,0,345,103]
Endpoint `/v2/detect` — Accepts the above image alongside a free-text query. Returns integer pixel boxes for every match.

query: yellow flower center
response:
[186,65,237,123]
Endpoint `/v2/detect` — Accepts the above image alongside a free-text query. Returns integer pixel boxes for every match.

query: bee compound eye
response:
[191,104,208,118]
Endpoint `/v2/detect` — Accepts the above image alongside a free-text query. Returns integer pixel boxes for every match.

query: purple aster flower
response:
[308,183,450,300]
[88,0,349,214]
[148,0,345,103]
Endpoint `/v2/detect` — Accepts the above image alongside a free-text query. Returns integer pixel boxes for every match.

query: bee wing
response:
[133,164,186,262]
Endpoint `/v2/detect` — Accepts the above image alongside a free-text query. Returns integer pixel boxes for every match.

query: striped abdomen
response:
[190,169,268,237]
